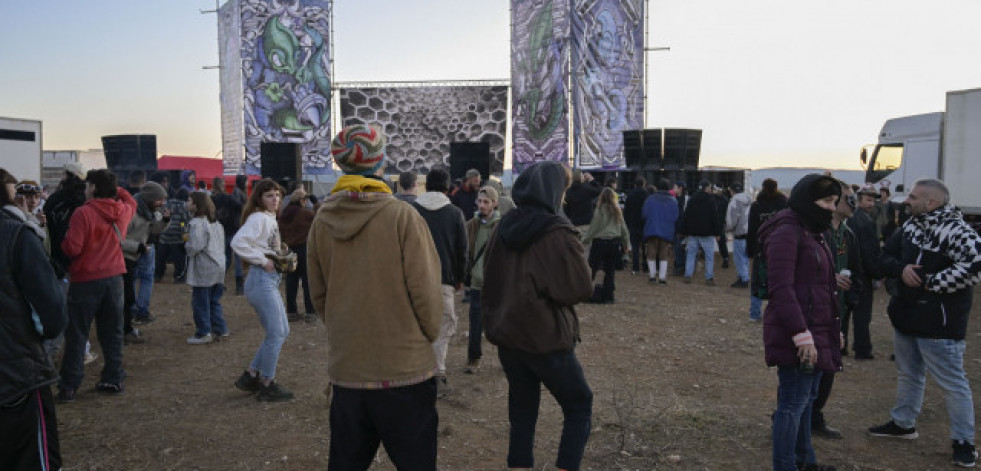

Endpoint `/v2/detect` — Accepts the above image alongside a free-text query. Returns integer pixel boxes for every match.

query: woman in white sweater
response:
[230,179,292,402]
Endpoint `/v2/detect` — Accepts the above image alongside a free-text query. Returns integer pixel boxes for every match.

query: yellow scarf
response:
[330,175,393,195]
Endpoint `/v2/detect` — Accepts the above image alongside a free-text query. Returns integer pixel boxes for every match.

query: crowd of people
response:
[2,123,981,470]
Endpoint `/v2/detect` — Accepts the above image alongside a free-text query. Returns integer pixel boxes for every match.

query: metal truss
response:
[334,79,510,89]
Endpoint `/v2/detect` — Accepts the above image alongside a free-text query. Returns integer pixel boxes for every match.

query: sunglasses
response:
[15,183,42,194]
[845,194,857,210]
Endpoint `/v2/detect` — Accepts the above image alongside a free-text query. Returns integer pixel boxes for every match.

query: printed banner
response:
[218,0,244,174]
[571,0,644,169]
[240,0,333,175]
[511,0,570,173]
[340,86,509,175]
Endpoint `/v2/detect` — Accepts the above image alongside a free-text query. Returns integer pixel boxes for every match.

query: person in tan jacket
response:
[307,124,443,470]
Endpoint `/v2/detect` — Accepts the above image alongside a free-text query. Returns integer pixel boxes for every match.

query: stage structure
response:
[338,81,509,175]
[218,0,334,176]
[511,0,645,172]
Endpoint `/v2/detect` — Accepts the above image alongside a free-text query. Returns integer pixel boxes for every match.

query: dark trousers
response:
[59,276,126,390]
[0,386,62,471]
[588,238,620,302]
[154,242,186,281]
[284,244,314,314]
[718,235,729,260]
[848,277,874,356]
[498,346,593,470]
[628,227,644,272]
[467,289,483,361]
[811,371,835,428]
[328,378,438,471]
[673,233,686,274]
[122,259,137,334]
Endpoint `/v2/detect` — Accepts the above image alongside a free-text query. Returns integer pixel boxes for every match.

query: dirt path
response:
[57,263,981,470]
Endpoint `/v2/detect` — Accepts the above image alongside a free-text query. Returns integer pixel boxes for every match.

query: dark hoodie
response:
[482,161,593,354]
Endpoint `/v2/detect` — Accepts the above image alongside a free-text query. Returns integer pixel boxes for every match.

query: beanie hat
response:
[331,125,386,175]
[140,181,168,203]
[64,161,87,180]
[466,168,481,179]
[478,185,499,203]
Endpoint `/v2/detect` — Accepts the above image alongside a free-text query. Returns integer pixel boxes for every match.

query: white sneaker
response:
[84,351,99,364]
[187,334,213,345]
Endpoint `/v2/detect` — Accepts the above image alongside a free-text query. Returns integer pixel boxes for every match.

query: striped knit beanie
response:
[331,124,386,175]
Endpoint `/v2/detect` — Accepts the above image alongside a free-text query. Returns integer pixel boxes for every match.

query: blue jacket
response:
[641,191,679,242]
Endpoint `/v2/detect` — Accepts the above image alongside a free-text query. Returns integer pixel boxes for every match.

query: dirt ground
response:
[56,260,981,470]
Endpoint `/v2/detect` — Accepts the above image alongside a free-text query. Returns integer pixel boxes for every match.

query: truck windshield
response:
[866,143,903,184]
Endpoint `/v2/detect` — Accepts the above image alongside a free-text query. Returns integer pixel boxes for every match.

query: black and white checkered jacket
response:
[882,204,981,339]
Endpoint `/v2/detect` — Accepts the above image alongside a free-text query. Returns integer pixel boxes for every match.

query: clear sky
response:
[2,0,980,170]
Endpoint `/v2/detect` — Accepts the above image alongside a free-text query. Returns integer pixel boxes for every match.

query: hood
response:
[317,191,396,242]
[512,161,568,214]
[133,193,154,220]
[788,174,840,234]
[757,208,798,248]
[84,197,128,224]
[731,192,753,210]
[2,205,46,239]
[498,161,571,250]
[415,191,451,211]
[180,170,195,188]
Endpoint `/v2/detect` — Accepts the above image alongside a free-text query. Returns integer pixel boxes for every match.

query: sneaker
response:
[705,278,716,286]
[731,280,749,288]
[854,353,875,360]
[84,351,99,365]
[304,312,319,323]
[287,312,302,322]
[132,315,156,325]
[256,381,294,402]
[234,371,263,393]
[187,333,213,345]
[56,388,76,403]
[812,423,843,439]
[683,277,692,284]
[953,440,978,467]
[657,278,667,285]
[95,381,125,395]
[868,420,918,439]
[124,329,145,345]
[648,278,657,285]
[464,358,480,374]
[436,375,452,398]
[722,259,730,268]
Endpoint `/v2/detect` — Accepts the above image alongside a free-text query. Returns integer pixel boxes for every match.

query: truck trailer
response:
[0,117,43,183]
[861,87,981,224]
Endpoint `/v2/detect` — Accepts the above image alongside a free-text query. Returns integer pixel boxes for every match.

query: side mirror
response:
[895,184,904,193]
[860,147,868,165]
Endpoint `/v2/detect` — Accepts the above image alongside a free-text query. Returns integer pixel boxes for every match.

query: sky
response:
[2,0,980,171]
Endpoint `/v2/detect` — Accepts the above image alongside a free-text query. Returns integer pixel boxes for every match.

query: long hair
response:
[189,191,216,223]
[241,178,283,225]
[0,168,17,206]
[757,178,784,202]
[596,187,623,223]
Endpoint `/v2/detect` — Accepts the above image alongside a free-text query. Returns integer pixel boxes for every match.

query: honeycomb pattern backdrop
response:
[339,86,509,174]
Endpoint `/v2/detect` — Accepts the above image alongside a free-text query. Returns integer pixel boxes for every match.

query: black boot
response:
[590,285,603,303]
[235,276,244,295]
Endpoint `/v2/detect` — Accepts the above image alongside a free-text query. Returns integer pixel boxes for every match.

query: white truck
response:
[0,117,43,183]
[861,87,981,226]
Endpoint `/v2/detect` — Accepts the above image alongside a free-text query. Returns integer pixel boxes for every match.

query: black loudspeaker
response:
[663,129,702,171]
[642,129,663,168]
[102,135,157,183]
[622,130,642,168]
[260,142,301,188]
[449,142,491,182]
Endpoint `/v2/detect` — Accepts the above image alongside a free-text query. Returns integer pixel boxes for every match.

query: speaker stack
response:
[449,142,491,182]
[102,134,158,185]
[260,142,302,190]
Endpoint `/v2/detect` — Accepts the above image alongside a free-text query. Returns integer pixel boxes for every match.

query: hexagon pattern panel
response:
[340,86,508,175]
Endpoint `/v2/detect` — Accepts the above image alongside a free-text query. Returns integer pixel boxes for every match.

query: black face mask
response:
[788,175,841,233]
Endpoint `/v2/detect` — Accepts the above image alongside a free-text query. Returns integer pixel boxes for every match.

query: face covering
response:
[788,174,841,233]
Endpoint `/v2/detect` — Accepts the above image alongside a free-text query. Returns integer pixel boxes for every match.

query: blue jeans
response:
[191,284,227,337]
[498,346,592,470]
[773,366,821,470]
[245,268,289,380]
[685,236,716,280]
[132,246,155,318]
[59,276,126,389]
[224,234,243,278]
[732,238,749,282]
[890,330,975,442]
[750,295,763,321]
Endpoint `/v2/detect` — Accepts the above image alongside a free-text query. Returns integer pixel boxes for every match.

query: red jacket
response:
[62,188,137,283]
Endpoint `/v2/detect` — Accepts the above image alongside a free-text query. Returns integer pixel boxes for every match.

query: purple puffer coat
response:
[760,209,842,372]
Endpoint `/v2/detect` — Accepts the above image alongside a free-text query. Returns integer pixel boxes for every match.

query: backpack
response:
[752,223,802,300]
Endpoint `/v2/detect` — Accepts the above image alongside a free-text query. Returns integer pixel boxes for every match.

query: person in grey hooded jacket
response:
[726,182,753,287]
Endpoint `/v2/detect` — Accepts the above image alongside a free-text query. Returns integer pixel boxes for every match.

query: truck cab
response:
[861,112,943,202]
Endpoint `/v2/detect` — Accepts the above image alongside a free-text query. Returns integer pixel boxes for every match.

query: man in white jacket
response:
[726,182,753,288]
